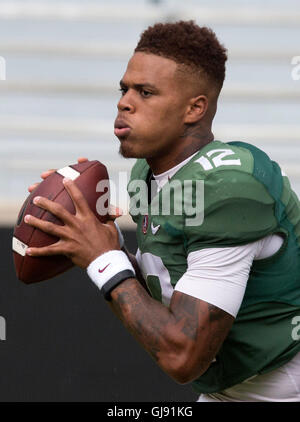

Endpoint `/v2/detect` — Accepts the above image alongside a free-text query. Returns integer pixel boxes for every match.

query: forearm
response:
[108,278,204,383]
[85,240,230,383]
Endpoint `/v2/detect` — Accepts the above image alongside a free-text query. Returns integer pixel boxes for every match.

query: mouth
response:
[114,119,131,138]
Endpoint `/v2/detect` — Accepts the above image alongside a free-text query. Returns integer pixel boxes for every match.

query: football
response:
[12,160,109,284]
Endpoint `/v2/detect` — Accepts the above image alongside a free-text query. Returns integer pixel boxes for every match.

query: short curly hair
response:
[135,20,227,91]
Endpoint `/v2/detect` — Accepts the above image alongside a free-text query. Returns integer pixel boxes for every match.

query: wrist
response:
[87,250,135,300]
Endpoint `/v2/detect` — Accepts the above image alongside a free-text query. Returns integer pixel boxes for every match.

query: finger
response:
[108,205,123,221]
[26,242,62,257]
[28,169,57,192]
[28,182,39,193]
[41,169,56,179]
[24,214,66,238]
[77,157,88,163]
[62,178,91,215]
[31,195,74,225]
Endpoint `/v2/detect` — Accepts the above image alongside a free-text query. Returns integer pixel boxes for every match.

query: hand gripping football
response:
[12,160,109,283]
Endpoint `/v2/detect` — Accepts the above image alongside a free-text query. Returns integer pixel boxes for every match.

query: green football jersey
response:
[127,140,300,393]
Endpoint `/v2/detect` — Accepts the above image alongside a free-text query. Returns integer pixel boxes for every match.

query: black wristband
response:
[101,269,135,301]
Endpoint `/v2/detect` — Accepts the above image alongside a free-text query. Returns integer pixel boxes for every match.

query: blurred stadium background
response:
[0,0,300,227]
[0,0,299,402]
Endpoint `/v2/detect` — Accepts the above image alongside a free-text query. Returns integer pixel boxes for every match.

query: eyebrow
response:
[119,80,158,91]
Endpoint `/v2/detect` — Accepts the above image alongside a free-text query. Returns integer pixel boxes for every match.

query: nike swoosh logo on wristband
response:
[98,263,110,273]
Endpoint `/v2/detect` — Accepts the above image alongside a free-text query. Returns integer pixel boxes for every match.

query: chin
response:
[119,142,144,159]
[119,145,136,158]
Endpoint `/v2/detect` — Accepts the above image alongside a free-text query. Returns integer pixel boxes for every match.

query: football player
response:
[26,21,300,401]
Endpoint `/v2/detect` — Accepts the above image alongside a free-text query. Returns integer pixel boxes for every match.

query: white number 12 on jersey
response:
[195,149,241,171]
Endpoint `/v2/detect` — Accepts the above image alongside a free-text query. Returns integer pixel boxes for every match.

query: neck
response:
[147,124,214,174]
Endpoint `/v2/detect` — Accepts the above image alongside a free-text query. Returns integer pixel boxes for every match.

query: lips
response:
[114,119,131,138]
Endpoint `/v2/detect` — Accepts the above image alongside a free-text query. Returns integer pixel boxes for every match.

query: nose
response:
[117,91,135,113]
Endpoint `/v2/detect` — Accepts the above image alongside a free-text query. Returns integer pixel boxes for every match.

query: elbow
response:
[160,350,210,385]
[169,370,194,385]
[169,366,206,385]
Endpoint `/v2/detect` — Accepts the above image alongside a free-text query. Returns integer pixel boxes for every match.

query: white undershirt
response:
[175,234,284,318]
[153,150,199,192]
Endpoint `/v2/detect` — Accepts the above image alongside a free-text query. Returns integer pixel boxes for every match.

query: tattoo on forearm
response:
[110,282,233,372]
[172,293,200,341]
[111,282,167,360]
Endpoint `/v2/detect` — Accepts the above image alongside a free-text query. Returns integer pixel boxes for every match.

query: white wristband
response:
[87,250,135,291]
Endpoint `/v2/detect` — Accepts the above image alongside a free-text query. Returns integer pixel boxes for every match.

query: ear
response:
[184,95,208,124]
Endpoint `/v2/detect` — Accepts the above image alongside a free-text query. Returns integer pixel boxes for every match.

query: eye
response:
[119,87,127,96]
[141,89,152,98]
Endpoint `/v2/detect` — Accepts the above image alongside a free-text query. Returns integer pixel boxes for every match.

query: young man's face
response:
[114,52,191,160]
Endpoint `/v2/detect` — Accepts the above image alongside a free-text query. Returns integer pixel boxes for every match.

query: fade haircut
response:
[135,20,227,92]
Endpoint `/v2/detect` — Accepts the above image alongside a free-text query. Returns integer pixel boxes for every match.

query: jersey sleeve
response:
[182,168,278,254]
[174,242,260,317]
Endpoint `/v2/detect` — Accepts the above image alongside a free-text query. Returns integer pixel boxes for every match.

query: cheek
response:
[142,104,183,132]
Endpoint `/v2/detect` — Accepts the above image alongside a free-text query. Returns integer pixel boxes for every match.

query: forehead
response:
[122,52,179,87]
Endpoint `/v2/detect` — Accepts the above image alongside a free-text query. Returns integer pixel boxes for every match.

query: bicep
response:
[167,242,261,380]
[169,291,234,380]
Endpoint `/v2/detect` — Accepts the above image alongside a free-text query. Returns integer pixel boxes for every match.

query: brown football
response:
[12,160,109,284]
